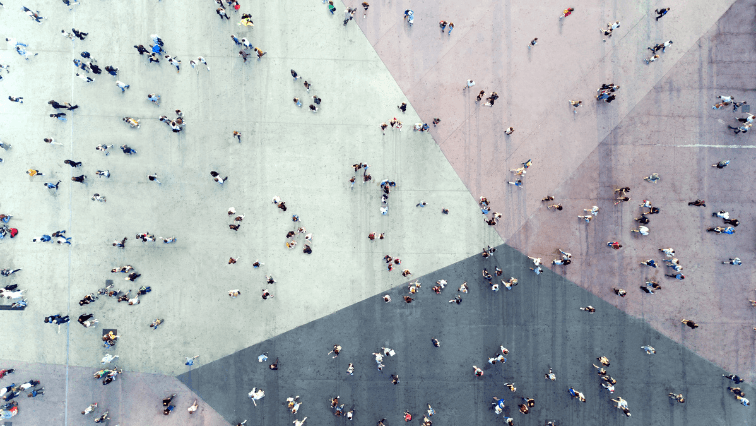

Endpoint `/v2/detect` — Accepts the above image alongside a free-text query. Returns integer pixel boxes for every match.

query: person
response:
[81,402,98,415]
[681,318,698,329]
[404,9,414,26]
[640,259,657,268]
[569,387,586,402]
[188,400,199,414]
[210,171,227,184]
[163,394,176,407]
[724,374,745,386]
[473,365,483,377]
[707,226,735,234]
[94,411,110,423]
[545,368,556,381]
[669,393,685,403]
[655,7,670,20]
[560,7,575,18]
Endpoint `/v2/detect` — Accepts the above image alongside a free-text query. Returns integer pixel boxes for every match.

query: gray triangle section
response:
[178,244,754,425]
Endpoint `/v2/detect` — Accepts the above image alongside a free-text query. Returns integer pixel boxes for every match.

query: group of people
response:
[712,95,754,134]
[0,370,43,419]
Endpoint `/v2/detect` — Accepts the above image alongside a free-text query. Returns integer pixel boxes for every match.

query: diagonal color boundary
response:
[178,242,755,426]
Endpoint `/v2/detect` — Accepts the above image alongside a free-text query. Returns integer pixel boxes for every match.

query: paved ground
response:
[354,0,756,380]
[0,0,497,377]
[0,360,227,425]
[0,0,754,424]
[0,0,498,423]
[180,244,756,426]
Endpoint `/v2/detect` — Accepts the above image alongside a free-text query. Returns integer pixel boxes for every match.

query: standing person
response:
[148,174,161,184]
[463,79,475,90]
[528,38,538,48]
[404,9,414,26]
[448,22,454,34]
[217,6,231,20]
[362,2,369,17]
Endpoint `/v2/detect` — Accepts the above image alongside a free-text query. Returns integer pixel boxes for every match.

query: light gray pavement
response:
[0,0,499,379]
[0,360,229,425]
[353,0,756,380]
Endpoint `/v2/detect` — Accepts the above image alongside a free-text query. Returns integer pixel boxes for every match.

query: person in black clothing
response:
[120,145,136,155]
[134,45,148,55]
[48,100,66,109]
[71,28,88,40]
[655,8,669,20]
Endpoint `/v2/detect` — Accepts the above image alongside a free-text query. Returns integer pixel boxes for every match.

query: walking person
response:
[116,81,130,92]
[655,8,670,20]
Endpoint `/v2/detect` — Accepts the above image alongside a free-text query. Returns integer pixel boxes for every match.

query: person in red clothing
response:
[607,241,622,249]
[404,411,412,422]
[560,7,574,19]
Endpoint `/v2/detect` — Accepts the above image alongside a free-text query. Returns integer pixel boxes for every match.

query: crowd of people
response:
[0,1,753,424]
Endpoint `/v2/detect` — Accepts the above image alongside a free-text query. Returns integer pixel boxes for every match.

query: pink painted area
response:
[355,0,755,379]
